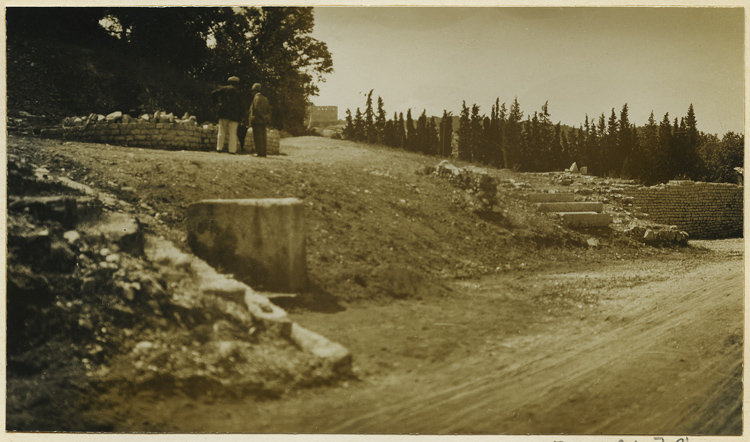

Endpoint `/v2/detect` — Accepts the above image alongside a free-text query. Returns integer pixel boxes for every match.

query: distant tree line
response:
[342,90,454,157]
[343,92,743,185]
[7,7,332,134]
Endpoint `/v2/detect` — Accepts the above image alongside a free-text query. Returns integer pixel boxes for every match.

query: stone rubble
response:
[7,154,351,402]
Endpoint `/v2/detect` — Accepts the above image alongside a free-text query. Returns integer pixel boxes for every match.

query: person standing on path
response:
[236,81,252,153]
[248,83,271,157]
[211,76,243,154]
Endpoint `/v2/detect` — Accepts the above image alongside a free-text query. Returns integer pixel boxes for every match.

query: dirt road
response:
[104,240,743,435]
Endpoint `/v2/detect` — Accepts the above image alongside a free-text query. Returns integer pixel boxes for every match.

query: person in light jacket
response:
[248,83,271,157]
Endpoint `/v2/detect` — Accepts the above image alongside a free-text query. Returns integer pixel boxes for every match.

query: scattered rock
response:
[63,230,81,245]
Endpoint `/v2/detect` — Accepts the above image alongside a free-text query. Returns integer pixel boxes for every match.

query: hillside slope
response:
[7,135,653,307]
[6,134,741,434]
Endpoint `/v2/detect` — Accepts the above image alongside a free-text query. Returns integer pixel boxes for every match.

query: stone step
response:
[556,212,612,228]
[539,201,604,213]
[527,193,576,203]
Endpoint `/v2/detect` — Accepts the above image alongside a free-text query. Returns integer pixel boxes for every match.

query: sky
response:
[309,7,744,136]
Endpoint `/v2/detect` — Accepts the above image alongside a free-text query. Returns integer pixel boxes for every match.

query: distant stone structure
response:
[306,105,338,127]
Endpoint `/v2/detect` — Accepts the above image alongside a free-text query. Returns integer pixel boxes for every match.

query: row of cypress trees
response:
[342,91,743,185]
[342,90,453,157]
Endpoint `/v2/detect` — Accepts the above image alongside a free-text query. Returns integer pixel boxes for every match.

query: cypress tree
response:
[656,113,673,182]
[638,111,660,183]
[497,102,507,168]
[552,122,563,170]
[406,109,415,151]
[671,117,687,178]
[538,101,555,170]
[594,112,616,174]
[376,96,387,144]
[343,108,354,140]
[416,110,428,153]
[603,108,618,175]
[470,104,483,163]
[398,112,406,149]
[560,126,571,168]
[506,98,523,169]
[458,101,472,161]
[353,107,365,142]
[684,104,700,179]
[364,90,375,143]
[440,110,453,157]
[618,104,633,176]
[428,117,440,156]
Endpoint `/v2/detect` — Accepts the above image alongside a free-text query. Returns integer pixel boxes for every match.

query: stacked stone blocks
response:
[43,113,281,154]
[628,181,743,239]
[528,193,612,228]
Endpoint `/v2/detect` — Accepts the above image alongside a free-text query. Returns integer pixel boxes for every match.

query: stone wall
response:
[43,120,218,151]
[41,112,280,154]
[628,181,743,238]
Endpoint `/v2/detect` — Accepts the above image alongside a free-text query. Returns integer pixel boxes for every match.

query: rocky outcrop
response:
[623,223,689,246]
[430,160,505,213]
[6,154,351,409]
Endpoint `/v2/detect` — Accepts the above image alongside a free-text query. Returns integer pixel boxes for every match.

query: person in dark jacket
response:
[211,76,242,154]
[248,83,272,157]
[236,83,252,153]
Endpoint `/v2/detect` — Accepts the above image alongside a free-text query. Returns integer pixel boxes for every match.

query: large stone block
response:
[557,212,612,228]
[187,198,307,292]
[527,193,576,203]
[538,201,604,213]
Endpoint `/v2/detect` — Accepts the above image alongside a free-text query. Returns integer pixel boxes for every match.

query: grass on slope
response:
[9,135,625,307]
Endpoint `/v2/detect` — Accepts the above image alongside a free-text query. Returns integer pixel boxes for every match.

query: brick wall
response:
[628,181,743,238]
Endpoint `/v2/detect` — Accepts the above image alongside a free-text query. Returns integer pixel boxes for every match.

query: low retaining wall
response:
[41,117,280,153]
[43,121,217,150]
[628,181,743,239]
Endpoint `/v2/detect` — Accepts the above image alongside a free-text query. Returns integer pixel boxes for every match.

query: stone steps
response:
[538,201,604,213]
[555,212,612,228]
[527,193,576,203]
[528,193,611,228]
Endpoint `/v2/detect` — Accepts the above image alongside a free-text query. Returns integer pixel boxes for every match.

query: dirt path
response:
[103,240,743,434]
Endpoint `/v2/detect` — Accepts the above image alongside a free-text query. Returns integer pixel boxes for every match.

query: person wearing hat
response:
[211,76,243,154]
[248,83,272,157]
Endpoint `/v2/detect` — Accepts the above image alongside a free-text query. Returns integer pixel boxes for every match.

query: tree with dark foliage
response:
[7,7,332,135]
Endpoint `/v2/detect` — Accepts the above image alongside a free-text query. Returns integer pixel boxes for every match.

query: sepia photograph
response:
[4,3,745,437]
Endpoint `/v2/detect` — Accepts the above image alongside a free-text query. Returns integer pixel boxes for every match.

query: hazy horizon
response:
[310,7,744,136]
